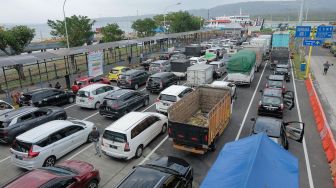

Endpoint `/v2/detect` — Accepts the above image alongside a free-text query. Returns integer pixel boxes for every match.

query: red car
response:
[4,160,100,188]
[72,76,111,93]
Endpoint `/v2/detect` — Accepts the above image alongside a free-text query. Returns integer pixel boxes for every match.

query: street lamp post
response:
[63,0,70,49]
[163,2,181,32]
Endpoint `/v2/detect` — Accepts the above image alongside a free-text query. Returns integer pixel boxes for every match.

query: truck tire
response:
[209,142,216,152]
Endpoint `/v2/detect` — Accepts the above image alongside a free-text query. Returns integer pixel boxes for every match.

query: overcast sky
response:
[0,0,288,24]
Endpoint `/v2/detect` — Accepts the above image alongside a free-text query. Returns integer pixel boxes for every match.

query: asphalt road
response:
[0,60,333,187]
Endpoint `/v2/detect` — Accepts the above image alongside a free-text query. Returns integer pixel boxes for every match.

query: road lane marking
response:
[139,135,168,165]
[64,103,77,109]
[0,156,10,163]
[235,63,267,140]
[67,144,92,160]
[291,61,315,188]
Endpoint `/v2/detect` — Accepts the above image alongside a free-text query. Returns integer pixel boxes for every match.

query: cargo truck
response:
[250,38,268,56]
[258,34,272,54]
[270,31,290,69]
[168,86,231,154]
[227,50,256,85]
[185,45,202,57]
[187,64,213,86]
[272,31,290,49]
[270,48,290,69]
[242,45,263,72]
[170,59,191,79]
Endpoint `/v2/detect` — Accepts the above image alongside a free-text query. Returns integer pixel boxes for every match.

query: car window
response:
[131,117,151,139]
[49,130,66,144]
[0,102,12,110]
[41,178,76,188]
[64,125,84,137]
[96,87,106,95]
[163,176,183,188]
[53,90,64,95]
[111,69,120,74]
[34,110,48,117]
[104,86,113,91]
[123,93,134,101]
[18,113,35,122]
[77,91,90,98]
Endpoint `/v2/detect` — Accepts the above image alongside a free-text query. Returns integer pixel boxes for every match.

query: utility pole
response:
[298,0,304,26]
[305,7,309,21]
[207,9,210,20]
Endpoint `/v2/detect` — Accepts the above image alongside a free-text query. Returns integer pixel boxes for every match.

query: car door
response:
[284,121,305,143]
[138,117,153,146]
[124,92,138,111]
[48,129,70,158]
[283,91,295,110]
[54,90,67,104]
[96,87,107,103]
[140,72,149,85]
[63,125,86,150]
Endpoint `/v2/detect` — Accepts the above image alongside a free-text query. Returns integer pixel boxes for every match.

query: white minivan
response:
[156,85,193,114]
[76,83,119,109]
[10,119,94,170]
[101,112,168,160]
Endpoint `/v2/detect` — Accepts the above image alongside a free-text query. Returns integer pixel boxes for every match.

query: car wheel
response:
[134,84,139,90]
[161,123,167,134]
[68,97,74,103]
[209,142,216,152]
[94,102,100,110]
[187,182,192,188]
[88,180,98,188]
[135,145,143,158]
[43,156,56,167]
[143,98,149,107]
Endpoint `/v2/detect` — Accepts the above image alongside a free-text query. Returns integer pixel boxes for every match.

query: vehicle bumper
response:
[76,100,94,108]
[146,86,162,93]
[101,148,131,160]
[99,110,122,119]
[10,155,42,170]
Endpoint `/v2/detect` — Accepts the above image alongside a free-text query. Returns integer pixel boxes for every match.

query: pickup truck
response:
[168,86,231,154]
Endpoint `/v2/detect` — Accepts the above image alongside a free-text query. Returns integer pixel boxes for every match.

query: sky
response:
[0,0,289,24]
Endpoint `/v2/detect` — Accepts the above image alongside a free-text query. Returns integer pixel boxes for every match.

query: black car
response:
[99,89,150,119]
[258,88,294,118]
[274,67,290,82]
[250,116,305,150]
[0,106,67,144]
[116,156,193,188]
[19,88,76,107]
[117,70,149,90]
[146,72,178,93]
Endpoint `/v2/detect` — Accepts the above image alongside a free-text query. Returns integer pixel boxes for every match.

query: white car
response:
[156,85,193,114]
[189,57,207,65]
[76,83,119,109]
[101,112,168,160]
[10,119,94,170]
[210,81,236,99]
[0,100,14,116]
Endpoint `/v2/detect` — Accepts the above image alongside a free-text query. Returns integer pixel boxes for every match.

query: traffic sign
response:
[295,26,311,38]
[303,39,323,46]
[316,25,333,38]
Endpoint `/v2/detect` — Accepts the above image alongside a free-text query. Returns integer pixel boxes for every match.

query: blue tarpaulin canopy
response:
[201,133,298,188]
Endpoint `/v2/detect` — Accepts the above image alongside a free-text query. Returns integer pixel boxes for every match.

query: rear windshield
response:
[12,140,32,153]
[148,77,161,83]
[77,91,90,98]
[159,94,177,102]
[103,130,127,143]
[262,96,281,105]
[150,63,160,67]
[103,98,119,106]
[190,60,197,64]
[267,80,283,87]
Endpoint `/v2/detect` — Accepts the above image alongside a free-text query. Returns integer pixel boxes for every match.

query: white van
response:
[101,112,168,160]
[156,85,193,114]
[76,83,119,109]
[10,119,94,170]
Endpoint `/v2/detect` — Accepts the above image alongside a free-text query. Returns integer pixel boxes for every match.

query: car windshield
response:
[254,118,281,137]
[103,130,127,143]
[262,96,281,105]
[111,69,119,74]
[77,91,90,98]
[43,166,78,176]
[159,94,177,102]
[267,80,283,87]
[190,60,197,64]
[150,63,161,67]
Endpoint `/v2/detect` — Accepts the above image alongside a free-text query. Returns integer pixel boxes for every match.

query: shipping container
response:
[187,64,213,86]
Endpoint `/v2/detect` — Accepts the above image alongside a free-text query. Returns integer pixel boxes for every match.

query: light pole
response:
[63,0,70,49]
[163,2,181,32]
[298,0,304,26]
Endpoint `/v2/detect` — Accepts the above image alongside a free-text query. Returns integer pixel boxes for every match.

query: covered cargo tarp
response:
[227,50,256,73]
[201,133,298,188]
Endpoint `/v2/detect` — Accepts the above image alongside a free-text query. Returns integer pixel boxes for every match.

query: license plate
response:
[110,145,117,149]
[266,107,276,111]
[163,103,170,106]
[15,155,23,160]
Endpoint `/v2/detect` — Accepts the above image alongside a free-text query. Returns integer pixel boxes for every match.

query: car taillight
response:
[124,142,130,152]
[265,83,268,87]
[281,103,284,110]
[204,135,208,142]
[258,101,261,107]
[28,147,39,158]
[159,81,163,88]
[191,137,198,141]
[88,96,94,101]
[177,134,184,138]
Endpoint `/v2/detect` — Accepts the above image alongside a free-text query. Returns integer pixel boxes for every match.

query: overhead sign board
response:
[316,26,333,38]
[303,39,323,46]
[295,26,311,38]
[88,51,104,77]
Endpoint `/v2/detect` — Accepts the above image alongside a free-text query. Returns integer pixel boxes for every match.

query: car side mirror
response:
[250,118,256,122]
[259,89,263,93]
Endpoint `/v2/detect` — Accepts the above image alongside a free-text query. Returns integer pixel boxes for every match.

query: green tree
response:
[48,15,95,47]
[101,23,124,42]
[132,18,157,37]
[169,11,201,33]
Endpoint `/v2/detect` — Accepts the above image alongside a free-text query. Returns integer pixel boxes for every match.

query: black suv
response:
[250,116,305,150]
[0,106,67,144]
[258,88,294,118]
[99,89,150,119]
[146,72,178,93]
[274,67,290,82]
[116,156,193,188]
[117,70,149,90]
[19,88,76,107]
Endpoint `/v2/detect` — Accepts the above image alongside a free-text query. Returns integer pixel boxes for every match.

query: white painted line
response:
[235,63,267,141]
[139,135,168,165]
[291,60,315,188]
[67,144,93,160]
[83,112,99,121]
[0,156,10,163]
[142,103,156,112]
[222,75,228,81]
[64,103,77,109]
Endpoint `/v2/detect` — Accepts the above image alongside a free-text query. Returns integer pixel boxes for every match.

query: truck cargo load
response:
[185,45,202,57]
[250,38,268,55]
[258,34,272,53]
[270,48,290,69]
[187,64,213,86]
[201,133,299,188]
[272,31,290,49]
[242,45,263,71]
[168,86,231,154]
[227,50,256,73]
